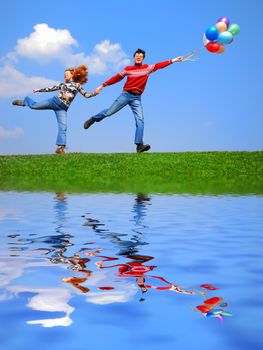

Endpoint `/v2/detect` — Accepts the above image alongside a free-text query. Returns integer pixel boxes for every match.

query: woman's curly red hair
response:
[66,65,88,85]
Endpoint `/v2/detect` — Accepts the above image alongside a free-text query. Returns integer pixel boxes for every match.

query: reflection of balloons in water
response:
[204,17,240,54]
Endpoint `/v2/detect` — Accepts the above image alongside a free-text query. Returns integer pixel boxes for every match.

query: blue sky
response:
[0,0,262,154]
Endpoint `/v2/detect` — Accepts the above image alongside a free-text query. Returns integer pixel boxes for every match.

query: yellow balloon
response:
[215,21,227,33]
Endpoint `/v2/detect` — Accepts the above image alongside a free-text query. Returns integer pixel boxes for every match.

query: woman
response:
[12,65,96,154]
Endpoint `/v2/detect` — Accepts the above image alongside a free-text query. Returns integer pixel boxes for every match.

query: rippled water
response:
[0,191,263,350]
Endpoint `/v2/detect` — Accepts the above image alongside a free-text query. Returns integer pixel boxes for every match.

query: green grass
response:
[0,151,262,194]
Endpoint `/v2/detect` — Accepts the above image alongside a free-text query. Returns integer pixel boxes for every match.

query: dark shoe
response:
[136,144,151,153]
[83,117,95,129]
[55,146,65,154]
[12,100,25,106]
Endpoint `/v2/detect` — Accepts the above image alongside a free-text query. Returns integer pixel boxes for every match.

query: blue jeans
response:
[24,96,68,146]
[92,91,144,145]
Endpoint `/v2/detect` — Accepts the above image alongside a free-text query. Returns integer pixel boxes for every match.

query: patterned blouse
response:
[35,81,94,107]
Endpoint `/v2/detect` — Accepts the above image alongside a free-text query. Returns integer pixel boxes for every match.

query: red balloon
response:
[206,42,220,53]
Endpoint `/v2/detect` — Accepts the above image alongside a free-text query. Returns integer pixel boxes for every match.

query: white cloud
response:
[8,23,130,75]
[61,40,131,75]
[15,23,78,63]
[0,126,24,138]
[0,24,130,99]
[0,65,58,98]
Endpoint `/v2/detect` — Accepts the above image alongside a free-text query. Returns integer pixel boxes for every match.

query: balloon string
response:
[181,47,203,62]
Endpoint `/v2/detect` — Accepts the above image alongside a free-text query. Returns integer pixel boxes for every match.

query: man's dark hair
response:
[133,48,146,58]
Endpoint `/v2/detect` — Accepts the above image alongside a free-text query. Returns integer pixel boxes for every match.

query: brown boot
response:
[12,100,25,106]
[83,117,95,129]
[55,146,65,154]
[136,144,151,153]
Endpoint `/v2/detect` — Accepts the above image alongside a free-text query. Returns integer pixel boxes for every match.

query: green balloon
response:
[228,23,240,35]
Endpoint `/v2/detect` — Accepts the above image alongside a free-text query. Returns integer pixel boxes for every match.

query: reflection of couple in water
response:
[92,253,195,296]
[53,192,232,321]
[4,192,231,329]
[55,192,193,297]
[61,251,195,299]
[90,193,193,296]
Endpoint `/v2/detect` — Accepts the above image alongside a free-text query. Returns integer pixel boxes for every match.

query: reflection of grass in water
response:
[0,151,262,194]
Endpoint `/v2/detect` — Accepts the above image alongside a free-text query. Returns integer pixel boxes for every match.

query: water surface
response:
[0,191,262,350]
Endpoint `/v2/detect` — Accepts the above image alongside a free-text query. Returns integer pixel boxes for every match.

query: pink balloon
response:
[215,21,227,33]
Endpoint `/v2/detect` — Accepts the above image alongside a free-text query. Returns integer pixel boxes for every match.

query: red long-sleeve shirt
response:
[102,60,173,94]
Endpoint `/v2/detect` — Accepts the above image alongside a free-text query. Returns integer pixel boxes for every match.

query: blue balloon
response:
[205,26,219,41]
[217,31,233,44]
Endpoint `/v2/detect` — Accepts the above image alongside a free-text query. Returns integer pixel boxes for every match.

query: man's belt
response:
[126,90,142,96]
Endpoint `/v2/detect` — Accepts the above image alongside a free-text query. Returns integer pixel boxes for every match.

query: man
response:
[84,49,184,152]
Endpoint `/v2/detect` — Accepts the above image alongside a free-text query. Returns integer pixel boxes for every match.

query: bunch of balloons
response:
[204,17,240,54]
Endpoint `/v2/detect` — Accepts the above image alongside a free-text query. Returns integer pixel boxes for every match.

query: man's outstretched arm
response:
[94,71,126,95]
[151,56,184,73]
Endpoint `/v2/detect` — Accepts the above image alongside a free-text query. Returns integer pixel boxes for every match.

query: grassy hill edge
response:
[0,151,262,194]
